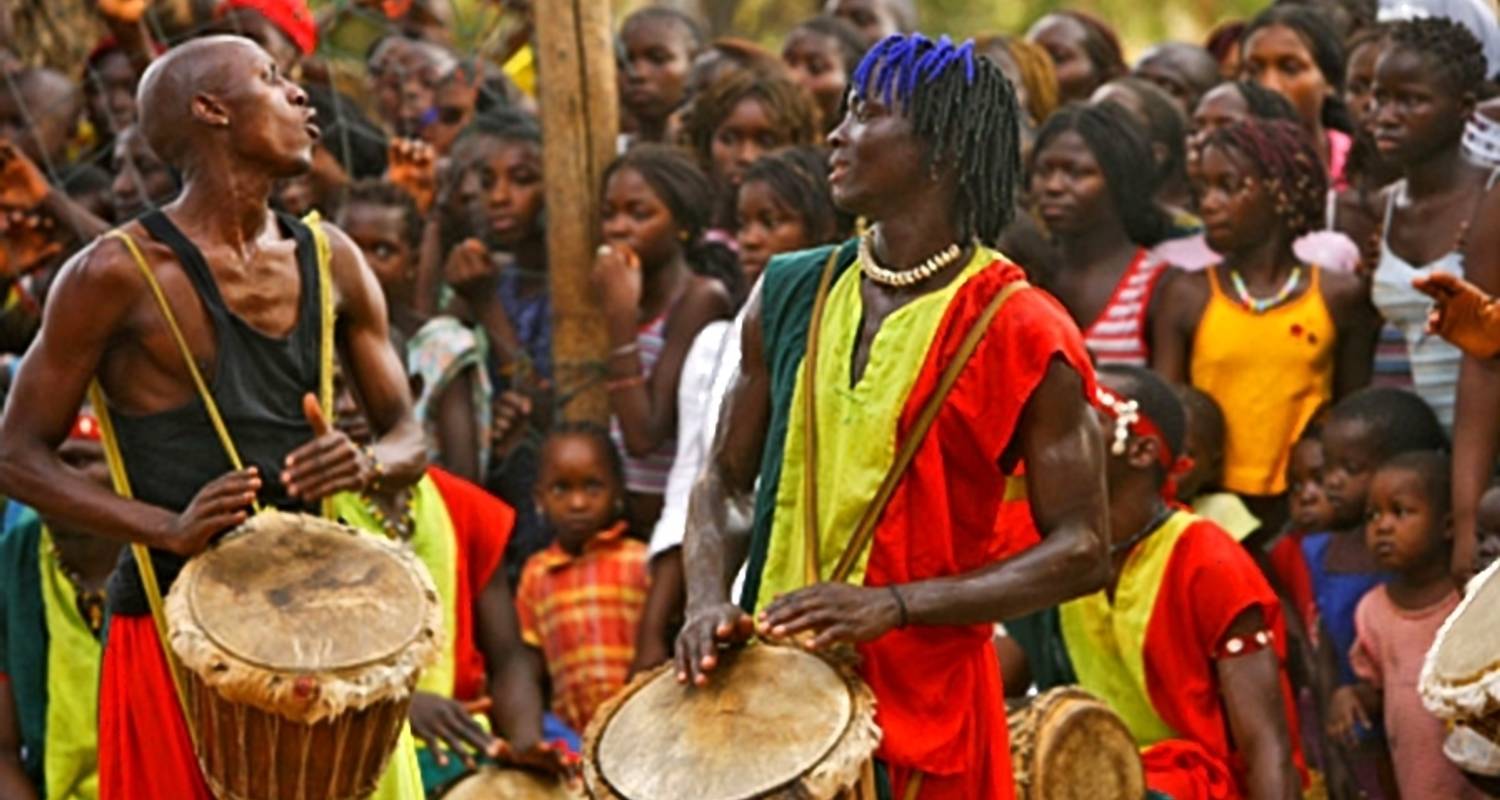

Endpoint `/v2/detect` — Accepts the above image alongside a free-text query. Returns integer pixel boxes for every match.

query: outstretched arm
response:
[675,286,769,686]
[760,359,1111,647]
[1453,182,1500,583]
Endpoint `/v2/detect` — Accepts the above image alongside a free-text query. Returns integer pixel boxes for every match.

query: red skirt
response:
[98,615,213,800]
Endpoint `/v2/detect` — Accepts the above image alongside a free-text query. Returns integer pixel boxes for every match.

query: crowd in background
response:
[6,0,1500,796]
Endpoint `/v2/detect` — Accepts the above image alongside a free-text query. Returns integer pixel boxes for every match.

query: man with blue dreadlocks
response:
[673,34,1111,798]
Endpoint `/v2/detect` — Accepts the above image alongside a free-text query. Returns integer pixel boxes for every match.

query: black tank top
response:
[107,210,325,616]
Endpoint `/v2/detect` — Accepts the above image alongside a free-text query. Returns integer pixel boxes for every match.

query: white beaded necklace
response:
[857,230,968,288]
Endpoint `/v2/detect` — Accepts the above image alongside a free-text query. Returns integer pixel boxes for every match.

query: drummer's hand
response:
[674,602,753,686]
[489,738,579,776]
[758,583,903,651]
[1326,685,1371,749]
[410,692,499,770]
[283,393,376,501]
[159,468,261,556]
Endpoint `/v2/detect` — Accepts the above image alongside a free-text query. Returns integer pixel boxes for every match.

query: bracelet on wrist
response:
[887,585,909,628]
[362,445,388,493]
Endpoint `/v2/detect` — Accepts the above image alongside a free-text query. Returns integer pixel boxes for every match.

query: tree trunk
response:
[535,0,618,424]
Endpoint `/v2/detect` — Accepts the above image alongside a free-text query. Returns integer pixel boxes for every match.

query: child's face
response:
[339,201,414,293]
[620,18,695,125]
[1321,417,1381,530]
[536,434,622,553]
[711,97,784,190]
[1365,467,1447,573]
[736,178,811,285]
[468,138,545,250]
[1288,438,1335,532]
[1475,486,1500,573]
[601,167,682,269]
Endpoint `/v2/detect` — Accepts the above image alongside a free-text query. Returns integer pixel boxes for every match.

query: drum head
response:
[1026,691,1145,800]
[595,644,854,800]
[441,766,581,799]
[1433,565,1500,685]
[184,513,430,672]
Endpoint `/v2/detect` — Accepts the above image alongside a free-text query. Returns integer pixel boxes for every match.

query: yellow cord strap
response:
[798,247,842,587]
[102,230,258,511]
[303,211,337,520]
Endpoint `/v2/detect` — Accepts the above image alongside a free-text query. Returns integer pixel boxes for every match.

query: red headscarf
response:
[218,0,318,55]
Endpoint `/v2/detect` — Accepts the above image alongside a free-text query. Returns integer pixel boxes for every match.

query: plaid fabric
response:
[515,523,648,732]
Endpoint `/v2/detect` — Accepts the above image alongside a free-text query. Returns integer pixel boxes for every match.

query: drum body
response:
[165,511,443,800]
[583,642,880,800]
[1421,559,1500,776]
[1007,687,1145,800]
[440,765,583,799]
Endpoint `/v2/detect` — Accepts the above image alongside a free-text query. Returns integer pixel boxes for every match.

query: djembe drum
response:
[440,765,584,799]
[164,510,443,800]
[1007,687,1145,800]
[582,641,880,800]
[1421,559,1500,782]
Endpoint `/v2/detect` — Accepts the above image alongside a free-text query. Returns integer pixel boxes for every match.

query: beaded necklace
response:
[858,230,968,288]
[1229,266,1302,314]
[359,488,416,541]
[49,540,107,638]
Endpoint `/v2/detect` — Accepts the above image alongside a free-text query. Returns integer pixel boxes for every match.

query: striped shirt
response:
[515,523,648,732]
[1083,249,1167,367]
[611,313,677,495]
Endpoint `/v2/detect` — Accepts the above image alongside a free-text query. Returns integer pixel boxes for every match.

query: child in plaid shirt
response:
[516,424,649,733]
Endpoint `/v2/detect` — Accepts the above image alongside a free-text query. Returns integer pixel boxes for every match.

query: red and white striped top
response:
[1083,249,1168,367]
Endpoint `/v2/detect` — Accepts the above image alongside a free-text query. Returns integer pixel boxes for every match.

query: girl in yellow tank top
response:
[1152,119,1378,507]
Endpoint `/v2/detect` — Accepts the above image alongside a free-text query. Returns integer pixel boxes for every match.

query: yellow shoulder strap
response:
[302,211,337,520]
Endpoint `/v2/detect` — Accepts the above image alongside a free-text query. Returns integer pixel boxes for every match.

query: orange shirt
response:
[515,523,648,732]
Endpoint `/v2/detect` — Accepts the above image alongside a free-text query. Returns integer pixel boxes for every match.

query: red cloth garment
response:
[1141,740,1238,800]
[98,615,212,800]
[859,261,1097,800]
[1267,531,1316,629]
[1141,520,1306,797]
[218,0,317,54]
[428,467,514,702]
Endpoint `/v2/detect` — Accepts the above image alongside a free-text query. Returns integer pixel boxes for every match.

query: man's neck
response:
[870,214,966,272]
[170,165,278,255]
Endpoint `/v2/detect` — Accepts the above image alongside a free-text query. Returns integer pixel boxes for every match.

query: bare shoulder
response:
[1159,267,1211,318]
[1318,266,1369,311]
[668,274,733,333]
[315,219,366,283]
[47,229,149,311]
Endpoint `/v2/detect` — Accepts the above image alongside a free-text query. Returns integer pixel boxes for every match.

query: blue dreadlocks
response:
[848,33,1022,245]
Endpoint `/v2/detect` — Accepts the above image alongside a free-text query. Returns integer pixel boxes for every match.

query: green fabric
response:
[1006,608,1077,692]
[0,508,45,790]
[39,527,101,800]
[331,474,458,696]
[756,247,994,607]
[740,239,859,613]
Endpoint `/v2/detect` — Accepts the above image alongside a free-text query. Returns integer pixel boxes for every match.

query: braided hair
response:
[602,144,745,303]
[1030,103,1175,247]
[1387,17,1487,97]
[739,146,845,244]
[1244,5,1355,133]
[1202,118,1328,238]
[849,33,1023,245]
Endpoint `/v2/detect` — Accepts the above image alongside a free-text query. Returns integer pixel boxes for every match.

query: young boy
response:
[1175,384,1261,542]
[1331,451,1481,798]
[516,425,648,734]
[1062,365,1301,799]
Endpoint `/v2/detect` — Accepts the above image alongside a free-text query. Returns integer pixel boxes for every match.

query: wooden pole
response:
[535,0,618,424]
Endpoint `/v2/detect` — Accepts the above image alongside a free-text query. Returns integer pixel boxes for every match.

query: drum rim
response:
[179,510,434,672]
[1421,557,1500,719]
[582,640,869,800]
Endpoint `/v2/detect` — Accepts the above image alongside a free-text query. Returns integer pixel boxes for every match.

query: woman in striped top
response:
[592,146,739,535]
[1029,103,1173,367]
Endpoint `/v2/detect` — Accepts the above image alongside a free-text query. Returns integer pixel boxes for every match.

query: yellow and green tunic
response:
[740,239,1096,799]
[0,508,104,800]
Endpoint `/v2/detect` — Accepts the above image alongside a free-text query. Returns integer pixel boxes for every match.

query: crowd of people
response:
[4,0,1500,797]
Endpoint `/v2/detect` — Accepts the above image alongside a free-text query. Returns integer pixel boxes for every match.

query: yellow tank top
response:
[1190,266,1335,496]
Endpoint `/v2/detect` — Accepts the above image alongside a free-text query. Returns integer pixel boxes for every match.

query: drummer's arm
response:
[0,677,38,800]
[475,569,548,750]
[1217,608,1299,800]
[683,286,769,608]
[325,223,426,490]
[897,360,1110,625]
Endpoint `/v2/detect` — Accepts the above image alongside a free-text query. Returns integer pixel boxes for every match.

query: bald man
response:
[0,36,427,799]
[1133,42,1222,115]
[0,67,83,170]
[824,0,916,47]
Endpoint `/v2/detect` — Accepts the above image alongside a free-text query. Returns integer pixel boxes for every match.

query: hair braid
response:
[1389,17,1486,96]
[1203,118,1328,238]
